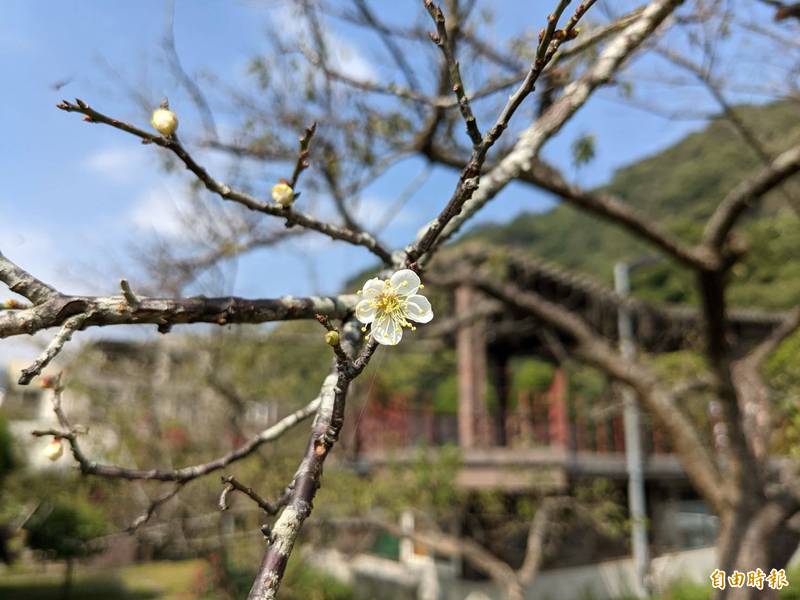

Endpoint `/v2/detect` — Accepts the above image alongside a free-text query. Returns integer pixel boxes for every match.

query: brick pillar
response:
[547,368,570,450]
[456,285,488,449]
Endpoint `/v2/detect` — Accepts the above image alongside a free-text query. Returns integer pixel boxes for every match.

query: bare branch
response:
[126,483,186,533]
[219,475,288,515]
[56,100,393,264]
[318,7,644,114]
[247,322,379,599]
[704,144,800,250]
[351,0,423,94]
[0,251,60,305]
[0,289,358,340]
[407,0,599,265]
[656,46,800,214]
[743,307,800,369]
[32,389,321,483]
[423,0,483,146]
[18,314,87,385]
[517,498,558,584]
[414,0,684,258]
[289,122,317,189]
[362,517,521,596]
[425,145,713,269]
[119,279,140,309]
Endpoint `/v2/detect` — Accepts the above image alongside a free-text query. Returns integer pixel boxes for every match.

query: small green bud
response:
[325,330,340,346]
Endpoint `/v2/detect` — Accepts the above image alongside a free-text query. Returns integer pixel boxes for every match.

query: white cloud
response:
[128,184,187,238]
[83,146,146,183]
[326,32,377,82]
[356,195,416,228]
[0,222,62,288]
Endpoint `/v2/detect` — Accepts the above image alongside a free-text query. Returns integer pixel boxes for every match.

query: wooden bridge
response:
[349,247,785,491]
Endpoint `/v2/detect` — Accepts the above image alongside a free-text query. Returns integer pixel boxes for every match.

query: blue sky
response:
[0,0,783,359]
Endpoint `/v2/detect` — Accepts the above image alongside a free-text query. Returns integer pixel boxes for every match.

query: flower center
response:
[375,291,403,315]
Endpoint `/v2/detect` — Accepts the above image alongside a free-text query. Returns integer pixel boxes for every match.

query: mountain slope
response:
[466,101,800,308]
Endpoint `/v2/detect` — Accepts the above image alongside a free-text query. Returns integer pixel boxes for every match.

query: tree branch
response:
[425,145,713,269]
[32,388,322,483]
[0,288,357,340]
[704,144,800,251]
[18,314,88,385]
[414,0,684,258]
[126,483,186,533]
[219,475,289,516]
[56,100,393,264]
[0,251,60,305]
[247,322,379,599]
[406,0,599,265]
[423,0,483,146]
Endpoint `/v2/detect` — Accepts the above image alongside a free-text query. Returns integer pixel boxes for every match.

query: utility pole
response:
[614,260,652,598]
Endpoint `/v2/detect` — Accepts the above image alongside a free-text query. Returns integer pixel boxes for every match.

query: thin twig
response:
[126,483,186,533]
[18,314,88,385]
[56,100,392,265]
[32,387,322,483]
[289,122,317,189]
[407,0,599,265]
[423,0,482,146]
[119,279,140,309]
[219,476,288,515]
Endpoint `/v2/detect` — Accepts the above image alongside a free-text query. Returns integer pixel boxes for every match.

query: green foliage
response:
[188,546,362,599]
[649,351,706,383]
[568,364,606,400]
[281,558,362,600]
[571,133,597,168]
[765,330,800,457]
[0,413,17,478]
[431,374,459,413]
[574,479,627,538]
[511,358,555,397]
[317,446,465,522]
[24,499,107,561]
[0,576,154,600]
[373,349,456,399]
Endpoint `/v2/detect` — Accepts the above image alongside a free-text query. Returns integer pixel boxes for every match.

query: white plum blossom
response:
[272,182,295,207]
[150,105,178,137]
[355,269,433,346]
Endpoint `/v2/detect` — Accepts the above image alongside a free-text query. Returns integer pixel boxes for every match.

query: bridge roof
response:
[431,246,788,358]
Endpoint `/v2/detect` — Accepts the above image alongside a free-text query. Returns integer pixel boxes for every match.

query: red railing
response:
[352,388,670,456]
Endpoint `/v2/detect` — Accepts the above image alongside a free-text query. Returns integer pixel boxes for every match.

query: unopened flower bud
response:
[325,330,340,346]
[272,181,294,207]
[44,438,63,462]
[39,375,57,390]
[151,100,178,137]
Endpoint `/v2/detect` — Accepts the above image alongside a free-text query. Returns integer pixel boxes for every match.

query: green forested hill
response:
[466,101,800,308]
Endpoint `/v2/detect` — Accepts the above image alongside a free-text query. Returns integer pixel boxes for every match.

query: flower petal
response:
[372,315,403,346]
[361,277,385,299]
[355,299,377,324]
[406,295,433,323]
[390,269,420,296]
